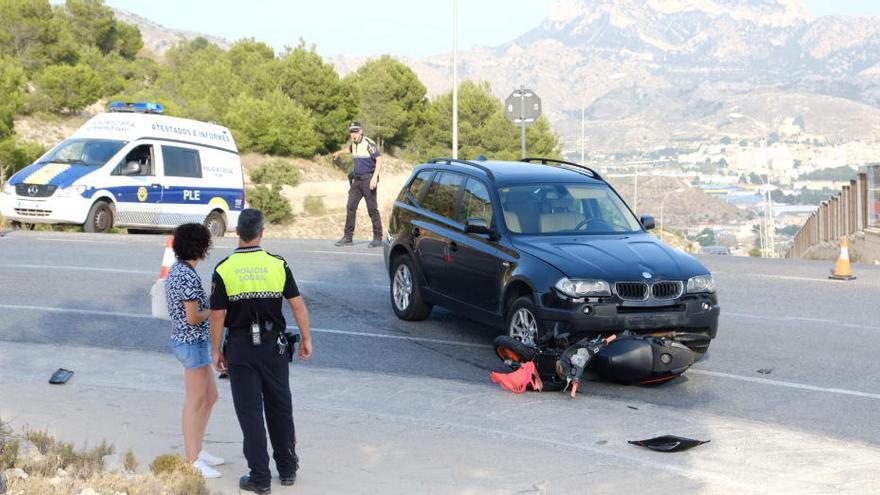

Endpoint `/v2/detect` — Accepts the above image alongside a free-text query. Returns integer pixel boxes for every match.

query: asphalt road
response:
[1,231,879,493]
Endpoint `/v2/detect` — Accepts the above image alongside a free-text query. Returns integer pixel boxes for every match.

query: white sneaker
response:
[192,458,223,479]
[198,450,225,466]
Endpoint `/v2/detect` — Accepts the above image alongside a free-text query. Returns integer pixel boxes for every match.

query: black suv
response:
[383,158,719,357]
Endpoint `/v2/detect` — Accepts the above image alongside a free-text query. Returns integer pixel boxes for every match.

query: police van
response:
[0,102,244,236]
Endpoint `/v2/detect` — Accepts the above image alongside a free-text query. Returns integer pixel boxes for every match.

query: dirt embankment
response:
[241,153,413,240]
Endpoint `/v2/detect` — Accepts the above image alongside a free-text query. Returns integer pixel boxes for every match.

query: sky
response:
[93,0,880,59]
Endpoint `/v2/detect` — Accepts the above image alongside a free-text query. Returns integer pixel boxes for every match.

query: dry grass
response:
[0,416,19,470]
[23,429,113,478]
[303,195,326,216]
[124,449,138,473]
[6,470,209,495]
[0,419,206,495]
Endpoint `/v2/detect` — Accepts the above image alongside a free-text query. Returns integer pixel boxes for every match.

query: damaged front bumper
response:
[537,290,720,347]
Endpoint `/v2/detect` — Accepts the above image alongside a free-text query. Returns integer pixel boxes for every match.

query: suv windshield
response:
[41,139,127,167]
[499,183,643,235]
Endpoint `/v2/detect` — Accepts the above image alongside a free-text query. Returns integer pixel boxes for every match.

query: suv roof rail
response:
[521,157,603,181]
[429,157,495,180]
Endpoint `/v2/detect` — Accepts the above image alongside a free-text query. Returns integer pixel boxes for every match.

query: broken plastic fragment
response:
[490,361,542,393]
[757,368,773,375]
[628,435,710,452]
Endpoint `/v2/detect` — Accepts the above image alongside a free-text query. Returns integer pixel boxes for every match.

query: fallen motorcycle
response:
[492,327,695,397]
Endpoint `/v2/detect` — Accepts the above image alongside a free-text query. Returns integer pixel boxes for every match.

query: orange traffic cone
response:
[829,236,856,280]
[159,237,175,279]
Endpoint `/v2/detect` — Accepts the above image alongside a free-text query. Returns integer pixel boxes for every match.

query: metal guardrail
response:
[788,165,880,258]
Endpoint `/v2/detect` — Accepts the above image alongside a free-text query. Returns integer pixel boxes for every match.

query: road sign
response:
[506,87,542,158]
[505,88,542,125]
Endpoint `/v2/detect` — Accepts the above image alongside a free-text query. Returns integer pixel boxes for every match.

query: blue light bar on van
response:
[109,101,165,114]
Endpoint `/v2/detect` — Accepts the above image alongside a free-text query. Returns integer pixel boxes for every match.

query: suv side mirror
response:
[640,215,655,230]
[464,218,499,240]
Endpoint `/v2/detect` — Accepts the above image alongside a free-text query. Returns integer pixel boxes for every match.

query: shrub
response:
[303,195,326,216]
[0,138,45,182]
[250,159,301,187]
[247,184,293,224]
[124,449,138,472]
[36,64,103,113]
[224,91,320,157]
[0,417,19,470]
[150,454,192,475]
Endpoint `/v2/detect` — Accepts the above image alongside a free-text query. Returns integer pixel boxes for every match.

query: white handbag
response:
[150,278,171,320]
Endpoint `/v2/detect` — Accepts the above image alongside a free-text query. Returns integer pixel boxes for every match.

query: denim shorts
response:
[171,339,212,369]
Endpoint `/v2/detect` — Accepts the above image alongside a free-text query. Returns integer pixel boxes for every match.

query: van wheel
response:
[390,255,432,321]
[84,201,113,233]
[204,211,226,237]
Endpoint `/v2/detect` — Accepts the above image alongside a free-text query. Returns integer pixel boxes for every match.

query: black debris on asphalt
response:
[628,435,710,452]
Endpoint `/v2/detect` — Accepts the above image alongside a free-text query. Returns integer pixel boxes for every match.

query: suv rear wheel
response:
[507,296,544,347]
[390,255,432,321]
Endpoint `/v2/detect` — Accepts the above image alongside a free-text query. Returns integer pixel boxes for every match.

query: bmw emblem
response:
[642,272,652,279]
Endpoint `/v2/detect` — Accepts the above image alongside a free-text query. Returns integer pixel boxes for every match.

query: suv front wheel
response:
[390,255,432,321]
[507,296,544,347]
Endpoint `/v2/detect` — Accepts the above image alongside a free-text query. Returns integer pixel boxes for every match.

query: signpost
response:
[505,86,542,158]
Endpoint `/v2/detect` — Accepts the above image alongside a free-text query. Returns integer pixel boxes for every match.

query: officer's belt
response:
[352,173,373,180]
[226,326,284,337]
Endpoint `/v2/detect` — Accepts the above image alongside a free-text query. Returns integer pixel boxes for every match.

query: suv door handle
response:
[448,241,458,252]
[150,183,162,188]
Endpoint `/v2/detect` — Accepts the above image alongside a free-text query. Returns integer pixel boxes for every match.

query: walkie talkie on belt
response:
[251,313,261,346]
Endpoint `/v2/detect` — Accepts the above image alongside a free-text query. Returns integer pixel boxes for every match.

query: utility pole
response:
[519,85,526,159]
[580,105,585,164]
[452,0,459,159]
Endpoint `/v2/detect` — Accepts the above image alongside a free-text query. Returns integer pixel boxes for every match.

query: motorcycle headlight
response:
[555,277,611,297]
[1,182,13,195]
[687,274,716,293]
[55,185,87,197]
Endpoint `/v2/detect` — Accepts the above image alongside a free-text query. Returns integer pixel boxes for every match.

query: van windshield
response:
[499,183,643,235]
[41,139,127,167]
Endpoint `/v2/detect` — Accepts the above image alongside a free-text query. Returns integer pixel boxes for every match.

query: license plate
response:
[16,199,42,210]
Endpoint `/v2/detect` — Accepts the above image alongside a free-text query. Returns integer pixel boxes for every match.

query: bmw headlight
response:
[55,185,87,197]
[555,277,611,297]
[1,182,13,195]
[687,274,716,293]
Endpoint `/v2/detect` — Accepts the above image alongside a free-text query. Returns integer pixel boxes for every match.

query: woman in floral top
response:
[165,223,224,479]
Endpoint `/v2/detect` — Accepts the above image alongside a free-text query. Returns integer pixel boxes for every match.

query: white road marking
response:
[740,273,872,285]
[689,369,880,401]
[302,250,382,257]
[0,304,488,349]
[0,264,387,287]
[0,264,155,275]
[32,236,128,245]
[298,279,386,289]
[3,303,880,401]
[0,304,157,320]
[292,326,492,349]
[722,311,877,330]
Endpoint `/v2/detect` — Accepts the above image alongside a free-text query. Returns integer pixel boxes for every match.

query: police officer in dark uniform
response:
[210,208,314,494]
[332,121,384,248]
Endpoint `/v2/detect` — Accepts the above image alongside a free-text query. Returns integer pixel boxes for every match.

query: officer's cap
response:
[348,121,363,132]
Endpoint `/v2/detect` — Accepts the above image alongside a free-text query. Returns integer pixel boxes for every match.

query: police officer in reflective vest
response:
[332,121,384,248]
[210,208,313,494]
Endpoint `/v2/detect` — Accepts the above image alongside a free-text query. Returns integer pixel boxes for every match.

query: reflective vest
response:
[351,137,380,174]
[215,250,286,302]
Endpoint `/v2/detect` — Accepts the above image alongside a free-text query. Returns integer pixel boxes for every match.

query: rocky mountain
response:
[116,1,880,154]
[387,0,880,153]
[112,8,231,56]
